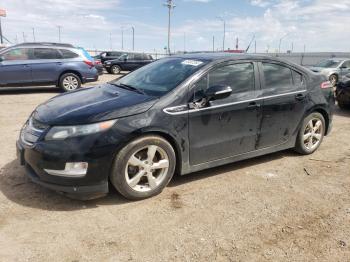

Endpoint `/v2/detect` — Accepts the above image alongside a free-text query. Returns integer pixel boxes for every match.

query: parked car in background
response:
[309,58,350,86]
[0,42,99,92]
[104,52,154,74]
[336,73,350,109]
[17,53,334,200]
[97,51,125,64]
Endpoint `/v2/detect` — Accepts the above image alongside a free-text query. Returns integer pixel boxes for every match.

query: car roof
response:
[171,52,288,63]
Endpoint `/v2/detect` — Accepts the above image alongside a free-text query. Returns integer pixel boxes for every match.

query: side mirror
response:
[205,85,232,101]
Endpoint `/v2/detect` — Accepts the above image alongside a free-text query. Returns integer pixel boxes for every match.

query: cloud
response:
[250,0,271,8]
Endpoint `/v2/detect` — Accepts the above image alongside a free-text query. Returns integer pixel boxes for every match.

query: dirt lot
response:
[0,74,349,261]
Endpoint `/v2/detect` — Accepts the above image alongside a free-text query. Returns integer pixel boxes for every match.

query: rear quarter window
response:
[262,63,304,95]
[60,49,79,59]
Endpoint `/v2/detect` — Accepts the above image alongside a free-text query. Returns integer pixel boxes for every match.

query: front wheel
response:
[110,135,176,200]
[294,112,325,155]
[110,65,121,75]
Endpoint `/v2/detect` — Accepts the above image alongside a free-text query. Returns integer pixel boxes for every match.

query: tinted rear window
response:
[60,49,79,59]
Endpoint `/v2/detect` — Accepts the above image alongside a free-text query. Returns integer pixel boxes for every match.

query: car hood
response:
[34,84,158,125]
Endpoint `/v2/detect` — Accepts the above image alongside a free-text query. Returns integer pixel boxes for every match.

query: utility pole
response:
[121,26,124,50]
[109,32,112,50]
[22,32,26,42]
[254,40,257,53]
[0,18,3,44]
[183,32,186,53]
[131,26,135,51]
[278,33,290,54]
[217,16,226,51]
[32,28,36,42]
[57,25,62,42]
[164,0,176,55]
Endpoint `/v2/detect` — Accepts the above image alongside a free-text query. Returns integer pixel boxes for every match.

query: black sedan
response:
[17,53,335,200]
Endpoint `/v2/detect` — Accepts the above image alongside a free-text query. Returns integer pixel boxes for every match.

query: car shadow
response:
[0,86,61,95]
[334,106,350,117]
[0,150,299,211]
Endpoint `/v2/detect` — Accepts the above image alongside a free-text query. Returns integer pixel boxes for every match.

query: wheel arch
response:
[57,70,83,85]
[129,129,183,176]
[313,107,330,135]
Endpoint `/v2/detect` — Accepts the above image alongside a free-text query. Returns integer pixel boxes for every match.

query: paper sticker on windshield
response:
[181,60,203,66]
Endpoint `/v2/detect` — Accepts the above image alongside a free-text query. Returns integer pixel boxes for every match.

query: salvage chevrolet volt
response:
[17,53,335,200]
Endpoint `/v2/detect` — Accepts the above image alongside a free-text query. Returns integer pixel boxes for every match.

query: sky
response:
[0,0,349,53]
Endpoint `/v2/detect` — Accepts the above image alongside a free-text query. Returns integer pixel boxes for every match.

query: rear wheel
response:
[329,74,338,86]
[59,73,81,92]
[294,112,325,155]
[110,135,176,200]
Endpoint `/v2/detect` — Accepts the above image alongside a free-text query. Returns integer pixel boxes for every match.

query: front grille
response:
[20,117,49,146]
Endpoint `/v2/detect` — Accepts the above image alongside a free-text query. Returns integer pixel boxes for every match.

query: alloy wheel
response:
[62,76,79,90]
[303,118,323,151]
[125,145,170,192]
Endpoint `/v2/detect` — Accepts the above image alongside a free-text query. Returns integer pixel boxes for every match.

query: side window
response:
[59,49,79,59]
[2,48,30,61]
[127,54,135,60]
[33,48,61,59]
[292,70,304,89]
[262,63,296,95]
[342,61,350,68]
[193,63,255,102]
[134,54,143,60]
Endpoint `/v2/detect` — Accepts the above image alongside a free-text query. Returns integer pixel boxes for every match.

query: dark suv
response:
[17,54,334,200]
[0,42,99,92]
[97,51,125,64]
[104,52,154,74]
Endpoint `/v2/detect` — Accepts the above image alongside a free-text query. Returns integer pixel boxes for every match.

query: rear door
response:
[0,48,32,86]
[256,62,307,149]
[30,48,62,83]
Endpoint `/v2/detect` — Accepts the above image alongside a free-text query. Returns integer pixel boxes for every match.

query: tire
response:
[110,65,121,75]
[59,73,81,92]
[329,74,338,86]
[110,135,176,200]
[294,112,326,155]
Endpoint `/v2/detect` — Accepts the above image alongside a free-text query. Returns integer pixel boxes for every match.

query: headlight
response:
[105,61,111,65]
[45,119,117,140]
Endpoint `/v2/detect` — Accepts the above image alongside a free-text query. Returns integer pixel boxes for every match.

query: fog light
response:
[44,162,88,177]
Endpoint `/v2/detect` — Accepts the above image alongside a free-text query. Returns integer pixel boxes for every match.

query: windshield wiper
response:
[110,82,145,95]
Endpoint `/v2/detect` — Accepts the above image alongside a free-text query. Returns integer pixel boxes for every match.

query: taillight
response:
[320,81,332,89]
[84,60,94,67]
[94,60,102,65]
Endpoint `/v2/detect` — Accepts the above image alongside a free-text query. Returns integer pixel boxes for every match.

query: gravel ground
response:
[0,74,350,261]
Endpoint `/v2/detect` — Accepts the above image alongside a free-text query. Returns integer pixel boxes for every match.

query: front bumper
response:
[16,139,111,200]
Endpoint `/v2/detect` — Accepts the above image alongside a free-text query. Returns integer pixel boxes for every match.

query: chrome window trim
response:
[163,89,307,115]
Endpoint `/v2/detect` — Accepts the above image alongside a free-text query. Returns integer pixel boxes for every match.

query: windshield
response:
[113,57,208,96]
[315,59,341,68]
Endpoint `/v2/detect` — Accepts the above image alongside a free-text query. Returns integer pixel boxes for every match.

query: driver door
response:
[188,62,261,165]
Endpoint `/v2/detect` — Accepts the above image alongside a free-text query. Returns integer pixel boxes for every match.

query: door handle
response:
[247,101,261,110]
[295,93,306,101]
